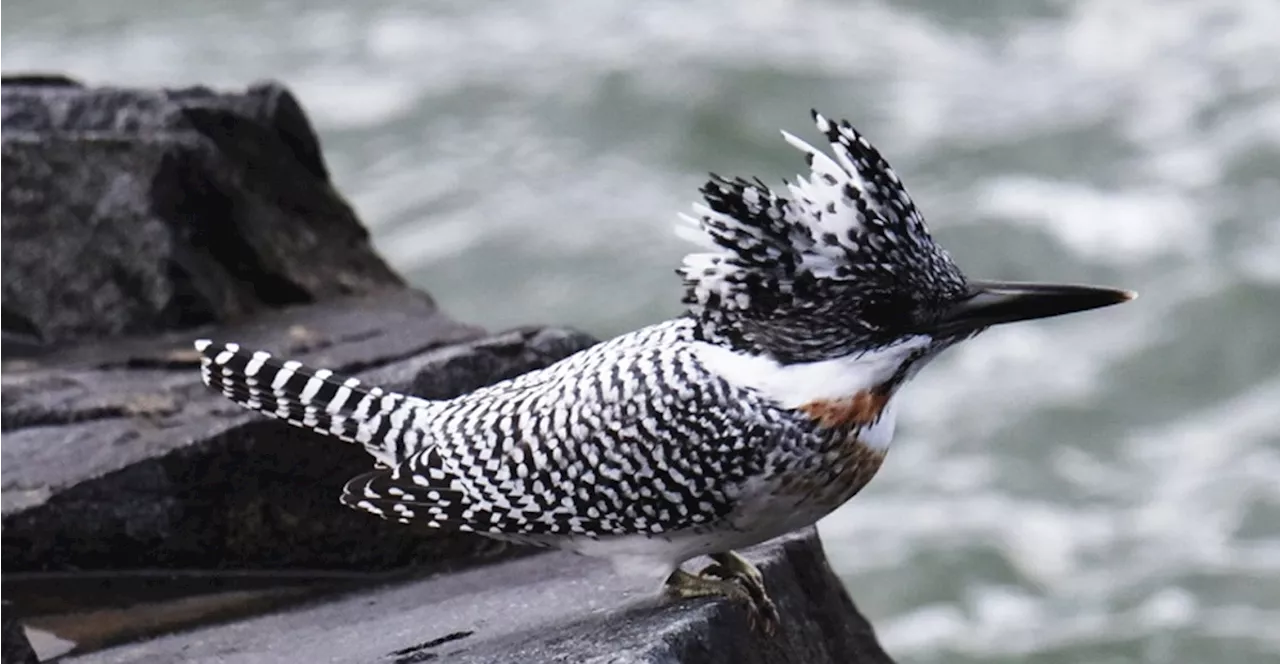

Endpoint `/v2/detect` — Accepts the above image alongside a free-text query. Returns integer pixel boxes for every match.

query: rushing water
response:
[5,0,1280,661]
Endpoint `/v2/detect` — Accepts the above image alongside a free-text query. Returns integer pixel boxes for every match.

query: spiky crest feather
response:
[677,111,966,358]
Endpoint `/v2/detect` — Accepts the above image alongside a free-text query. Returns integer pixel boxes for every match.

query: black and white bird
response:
[196,111,1133,632]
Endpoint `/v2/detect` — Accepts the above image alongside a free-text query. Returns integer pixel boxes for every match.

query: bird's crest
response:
[677,111,966,357]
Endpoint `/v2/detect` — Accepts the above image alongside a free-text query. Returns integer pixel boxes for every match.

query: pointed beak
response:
[934,280,1136,335]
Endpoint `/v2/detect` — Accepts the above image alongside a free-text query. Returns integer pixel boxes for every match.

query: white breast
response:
[691,335,931,408]
[691,336,929,452]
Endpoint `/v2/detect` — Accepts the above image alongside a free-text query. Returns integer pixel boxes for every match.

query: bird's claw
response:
[696,555,779,636]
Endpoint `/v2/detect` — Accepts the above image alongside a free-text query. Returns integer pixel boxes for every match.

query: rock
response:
[2,603,39,664]
[1,77,401,347]
[1,290,599,572]
[56,530,893,664]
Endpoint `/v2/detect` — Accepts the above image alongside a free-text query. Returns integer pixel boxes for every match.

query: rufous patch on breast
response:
[798,389,890,429]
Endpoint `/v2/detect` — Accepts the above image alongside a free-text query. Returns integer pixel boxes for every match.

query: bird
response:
[195,110,1134,633]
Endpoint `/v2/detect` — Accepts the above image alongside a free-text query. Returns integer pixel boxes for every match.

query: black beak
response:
[934,280,1136,335]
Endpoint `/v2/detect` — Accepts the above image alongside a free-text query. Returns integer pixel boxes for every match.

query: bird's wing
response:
[340,321,791,538]
[197,322,801,538]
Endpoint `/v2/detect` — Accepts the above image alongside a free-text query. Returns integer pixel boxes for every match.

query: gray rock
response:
[59,530,894,664]
[1,77,328,182]
[1,77,401,346]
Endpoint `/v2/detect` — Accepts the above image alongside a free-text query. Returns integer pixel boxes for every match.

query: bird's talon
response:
[753,595,781,636]
[700,561,765,603]
[711,551,767,589]
[663,568,752,605]
[708,551,777,635]
[665,559,780,636]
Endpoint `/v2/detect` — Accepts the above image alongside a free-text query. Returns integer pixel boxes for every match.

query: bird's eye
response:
[856,296,915,333]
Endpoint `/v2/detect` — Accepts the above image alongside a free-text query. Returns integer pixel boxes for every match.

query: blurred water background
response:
[5,0,1280,661]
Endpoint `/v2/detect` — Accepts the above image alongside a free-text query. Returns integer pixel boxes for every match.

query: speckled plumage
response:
[677,111,967,362]
[198,318,893,572]
[196,111,965,581]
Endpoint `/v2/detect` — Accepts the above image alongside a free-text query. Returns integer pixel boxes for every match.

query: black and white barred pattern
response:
[194,112,962,547]
[677,111,968,361]
[197,339,432,466]
[197,321,822,541]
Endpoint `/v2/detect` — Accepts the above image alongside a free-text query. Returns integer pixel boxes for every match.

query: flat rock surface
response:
[63,530,894,664]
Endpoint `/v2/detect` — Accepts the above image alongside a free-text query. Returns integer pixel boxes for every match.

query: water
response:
[5,0,1280,660]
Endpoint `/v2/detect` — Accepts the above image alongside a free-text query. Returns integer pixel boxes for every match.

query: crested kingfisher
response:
[196,111,1134,633]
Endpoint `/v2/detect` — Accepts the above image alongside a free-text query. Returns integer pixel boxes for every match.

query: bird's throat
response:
[797,389,892,429]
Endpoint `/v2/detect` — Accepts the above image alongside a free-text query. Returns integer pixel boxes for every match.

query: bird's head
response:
[678,111,1134,373]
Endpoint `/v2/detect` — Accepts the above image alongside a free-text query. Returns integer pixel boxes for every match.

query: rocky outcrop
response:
[1,75,401,346]
[0,77,895,663]
[54,530,893,664]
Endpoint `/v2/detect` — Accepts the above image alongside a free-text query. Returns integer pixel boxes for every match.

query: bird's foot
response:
[700,551,779,635]
[704,551,767,592]
[663,552,779,635]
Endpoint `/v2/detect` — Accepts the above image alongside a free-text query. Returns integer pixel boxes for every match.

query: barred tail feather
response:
[195,339,432,466]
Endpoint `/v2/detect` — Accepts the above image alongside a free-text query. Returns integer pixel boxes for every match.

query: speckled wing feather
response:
[197,321,798,540]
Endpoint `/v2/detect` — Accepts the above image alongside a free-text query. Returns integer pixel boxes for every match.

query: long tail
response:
[195,339,433,466]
